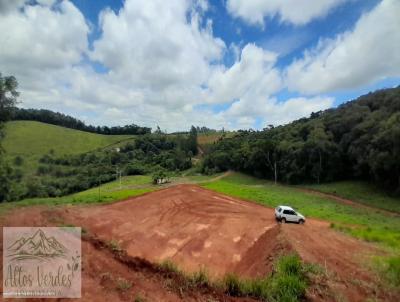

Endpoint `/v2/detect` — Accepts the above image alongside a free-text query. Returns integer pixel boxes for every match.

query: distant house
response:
[153,172,170,185]
[156,177,169,184]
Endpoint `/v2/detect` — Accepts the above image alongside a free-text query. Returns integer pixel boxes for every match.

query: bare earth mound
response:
[1,184,395,301]
[66,184,280,278]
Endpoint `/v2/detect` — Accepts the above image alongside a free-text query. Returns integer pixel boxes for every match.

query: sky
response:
[0,0,399,132]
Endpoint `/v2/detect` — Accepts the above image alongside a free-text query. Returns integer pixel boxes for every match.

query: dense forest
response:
[202,86,400,194]
[10,107,151,135]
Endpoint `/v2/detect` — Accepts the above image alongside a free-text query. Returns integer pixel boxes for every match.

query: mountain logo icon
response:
[6,228,68,262]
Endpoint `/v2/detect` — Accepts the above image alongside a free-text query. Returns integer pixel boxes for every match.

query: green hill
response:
[3,121,134,174]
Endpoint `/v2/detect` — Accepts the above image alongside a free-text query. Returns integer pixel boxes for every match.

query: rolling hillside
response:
[3,121,134,174]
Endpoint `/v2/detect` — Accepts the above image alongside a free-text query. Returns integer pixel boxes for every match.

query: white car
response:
[275,205,305,224]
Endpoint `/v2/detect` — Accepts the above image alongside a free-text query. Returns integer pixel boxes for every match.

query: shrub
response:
[116,277,132,291]
[276,253,303,276]
[158,259,180,274]
[189,268,209,287]
[108,239,122,253]
[13,155,24,166]
[134,294,146,302]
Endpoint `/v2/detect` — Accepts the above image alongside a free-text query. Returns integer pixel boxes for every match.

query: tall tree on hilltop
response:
[0,73,19,202]
[0,73,19,123]
[188,125,198,155]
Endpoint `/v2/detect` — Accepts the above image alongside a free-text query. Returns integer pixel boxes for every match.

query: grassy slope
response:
[0,173,223,215]
[0,175,156,215]
[3,121,133,174]
[301,181,400,213]
[202,173,400,250]
[197,132,235,147]
[197,133,224,146]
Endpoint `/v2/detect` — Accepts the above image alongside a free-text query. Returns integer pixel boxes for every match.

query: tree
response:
[307,122,331,184]
[0,73,19,202]
[188,125,198,155]
[0,73,19,123]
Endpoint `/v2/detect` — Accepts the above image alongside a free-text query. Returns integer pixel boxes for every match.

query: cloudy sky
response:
[0,0,399,131]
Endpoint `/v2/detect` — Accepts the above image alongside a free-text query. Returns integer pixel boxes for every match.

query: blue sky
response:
[1,0,399,131]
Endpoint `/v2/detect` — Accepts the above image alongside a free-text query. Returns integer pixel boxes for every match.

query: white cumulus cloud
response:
[226,0,347,26]
[285,0,400,94]
[207,44,282,104]
[0,0,344,131]
[91,0,224,93]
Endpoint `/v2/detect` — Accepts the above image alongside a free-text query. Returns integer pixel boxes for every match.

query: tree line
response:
[19,132,197,199]
[11,107,151,135]
[202,86,400,195]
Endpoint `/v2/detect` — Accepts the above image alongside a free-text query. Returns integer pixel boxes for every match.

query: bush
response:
[13,155,24,166]
[126,163,146,175]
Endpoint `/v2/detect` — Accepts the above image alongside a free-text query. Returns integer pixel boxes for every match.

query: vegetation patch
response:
[108,239,123,253]
[158,254,315,302]
[372,256,400,287]
[115,277,132,291]
[203,173,400,250]
[0,175,158,217]
[158,260,211,292]
[302,180,400,213]
[134,294,146,302]
[3,121,131,175]
[221,254,311,301]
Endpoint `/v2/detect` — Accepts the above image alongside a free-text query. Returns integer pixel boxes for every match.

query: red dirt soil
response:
[1,184,397,301]
[0,207,253,302]
[66,184,278,278]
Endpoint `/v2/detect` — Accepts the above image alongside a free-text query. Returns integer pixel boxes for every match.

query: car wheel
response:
[299,219,305,224]
[282,218,286,223]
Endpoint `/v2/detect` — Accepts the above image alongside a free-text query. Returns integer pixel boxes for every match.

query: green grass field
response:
[0,172,227,217]
[3,121,134,174]
[0,175,156,216]
[301,181,400,213]
[202,173,400,250]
